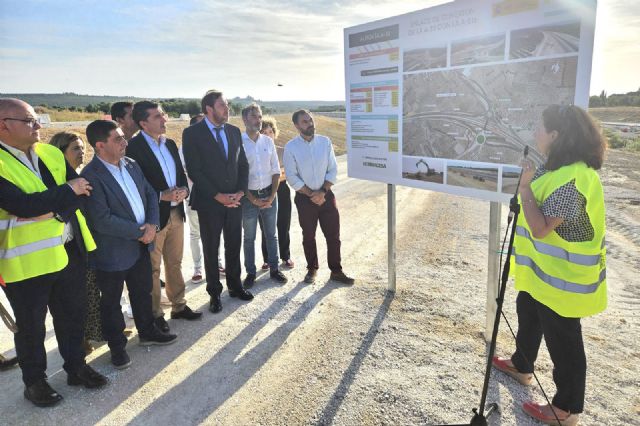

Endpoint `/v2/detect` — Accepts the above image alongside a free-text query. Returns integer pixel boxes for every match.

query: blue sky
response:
[0,0,637,100]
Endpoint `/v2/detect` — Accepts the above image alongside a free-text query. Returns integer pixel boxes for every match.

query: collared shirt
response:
[141,130,178,206]
[0,140,41,177]
[241,132,280,190]
[204,117,228,158]
[0,140,74,242]
[97,156,146,225]
[283,134,338,191]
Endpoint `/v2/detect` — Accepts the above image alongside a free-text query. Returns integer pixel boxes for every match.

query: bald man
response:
[0,98,107,407]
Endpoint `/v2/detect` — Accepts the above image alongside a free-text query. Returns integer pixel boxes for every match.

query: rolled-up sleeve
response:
[325,140,338,184]
[284,148,304,191]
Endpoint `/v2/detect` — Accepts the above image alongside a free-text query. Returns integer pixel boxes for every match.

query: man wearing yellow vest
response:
[493,105,607,426]
[0,98,108,407]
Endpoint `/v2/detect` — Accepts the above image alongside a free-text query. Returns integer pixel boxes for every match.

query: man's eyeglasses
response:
[1,117,39,128]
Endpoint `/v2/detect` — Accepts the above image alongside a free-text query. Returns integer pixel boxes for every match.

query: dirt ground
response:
[0,151,638,425]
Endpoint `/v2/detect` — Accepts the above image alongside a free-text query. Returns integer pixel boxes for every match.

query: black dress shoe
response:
[154,316,170,333]
[304,269,317,284]
[139,328,177,346]
[229,288,254,301]
[67,364,108,388]
[24,379,63,407]
[0,355,18,371]
[170,305,203,320]
[111,350,132,370]
[270,270,288,283]
[209,295,222,313]
[243,273,256,289]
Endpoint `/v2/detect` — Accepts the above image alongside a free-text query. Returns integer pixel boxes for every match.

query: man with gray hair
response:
[240,103,287,288]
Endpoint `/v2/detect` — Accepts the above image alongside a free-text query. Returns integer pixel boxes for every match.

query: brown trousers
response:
[151,208,186,316]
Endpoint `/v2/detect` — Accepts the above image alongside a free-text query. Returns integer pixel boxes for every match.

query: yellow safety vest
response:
[513,161,607,318]
[0,143,96,283]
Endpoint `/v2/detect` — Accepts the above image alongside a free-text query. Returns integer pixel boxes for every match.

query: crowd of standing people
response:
[0,90,354,407]
[0,94,608,426]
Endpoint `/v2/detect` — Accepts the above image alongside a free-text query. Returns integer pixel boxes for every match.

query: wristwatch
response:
[155,224,161,232]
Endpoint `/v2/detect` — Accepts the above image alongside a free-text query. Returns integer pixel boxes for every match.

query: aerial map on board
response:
[402,56,578,165]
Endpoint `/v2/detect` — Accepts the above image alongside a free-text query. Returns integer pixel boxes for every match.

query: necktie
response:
[213,126,227,159]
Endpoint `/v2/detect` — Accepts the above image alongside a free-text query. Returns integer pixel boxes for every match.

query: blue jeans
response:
[242,196,279,274]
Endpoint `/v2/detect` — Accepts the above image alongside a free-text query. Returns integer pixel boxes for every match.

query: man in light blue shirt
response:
[283,110,354,285]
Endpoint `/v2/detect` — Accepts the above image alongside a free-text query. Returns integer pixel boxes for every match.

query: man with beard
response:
[182,90,253,314]
[283,110,354,285]
[240,103,287,288]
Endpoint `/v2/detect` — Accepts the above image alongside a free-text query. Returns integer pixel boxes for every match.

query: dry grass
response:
[36,107,103,122]
[38,113,347,164]
[589,107,640,123]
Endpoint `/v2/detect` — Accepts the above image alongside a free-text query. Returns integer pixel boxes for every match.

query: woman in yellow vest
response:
[493,105,607,426]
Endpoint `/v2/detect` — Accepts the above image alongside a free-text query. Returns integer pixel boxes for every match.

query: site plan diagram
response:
[345,0,595,202]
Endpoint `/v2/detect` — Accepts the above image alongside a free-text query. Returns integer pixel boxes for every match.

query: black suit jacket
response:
[126,133,187,229]
[182,120,249,212]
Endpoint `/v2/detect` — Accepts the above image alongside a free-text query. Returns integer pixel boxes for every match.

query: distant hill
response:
[0,93,345,113]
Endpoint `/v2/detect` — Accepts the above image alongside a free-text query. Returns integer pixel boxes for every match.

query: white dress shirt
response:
[141,131,178,206]
[97,156,146,225]
[283,134,338,191]
[242,132,281,190]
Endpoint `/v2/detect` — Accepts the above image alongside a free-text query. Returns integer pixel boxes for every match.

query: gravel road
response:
[1,153,638,425]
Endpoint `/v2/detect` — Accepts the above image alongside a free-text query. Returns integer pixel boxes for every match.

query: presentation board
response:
[344,0,596,202]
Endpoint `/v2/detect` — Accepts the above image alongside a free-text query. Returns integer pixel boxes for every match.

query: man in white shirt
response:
[241,104,287,287]
[283,110,354,285]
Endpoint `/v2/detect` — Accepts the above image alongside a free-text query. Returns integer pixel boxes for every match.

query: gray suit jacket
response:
[81,156,160,272]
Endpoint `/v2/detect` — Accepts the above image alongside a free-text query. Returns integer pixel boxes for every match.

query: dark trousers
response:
[259,182,292,262]
[96,246,155,352]
[2,242,87,386]
[294,190,342,272]
[511,291,586,413]
[197,207,243,296]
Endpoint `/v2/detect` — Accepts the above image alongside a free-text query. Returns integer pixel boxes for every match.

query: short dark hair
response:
[241,102,261,120]
[543,105,606,171]
[86,120,118,148]
[132,100,160,126]
[292,109,311,125]
[190,113,204,126]
[49,131,81,153]
[201,89,223,114]
[110,101,133,121]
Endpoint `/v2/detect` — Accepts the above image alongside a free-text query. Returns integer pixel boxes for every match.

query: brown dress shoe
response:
[0,355,18,371]
[330,271,355,285]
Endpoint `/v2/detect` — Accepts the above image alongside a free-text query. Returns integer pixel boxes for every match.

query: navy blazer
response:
[81,156,160,272]
[182,120,249,212]
[126,133,187,230]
